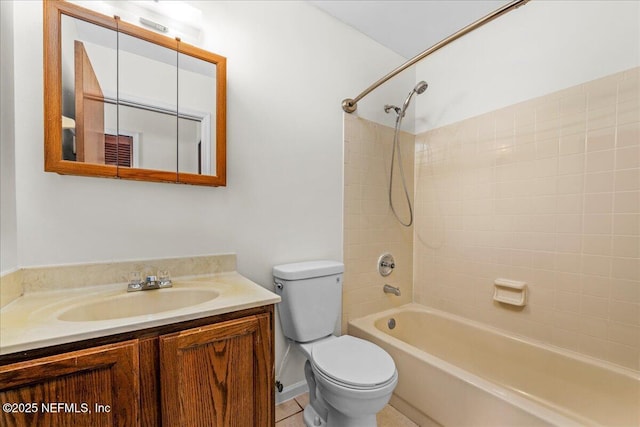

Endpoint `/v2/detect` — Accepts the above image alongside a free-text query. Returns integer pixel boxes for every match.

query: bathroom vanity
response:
[0,270,280,426]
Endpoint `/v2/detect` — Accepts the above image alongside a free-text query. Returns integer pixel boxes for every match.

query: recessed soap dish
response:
[493,278,527,307]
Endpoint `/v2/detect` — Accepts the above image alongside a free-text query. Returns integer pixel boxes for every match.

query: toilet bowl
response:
[300,335,398,427]
[273,260,397,427]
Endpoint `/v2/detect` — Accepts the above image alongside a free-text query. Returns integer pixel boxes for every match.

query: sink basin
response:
[58,288,219,322]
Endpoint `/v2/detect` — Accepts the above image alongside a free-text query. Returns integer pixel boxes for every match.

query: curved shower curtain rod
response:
[341,0,531,113]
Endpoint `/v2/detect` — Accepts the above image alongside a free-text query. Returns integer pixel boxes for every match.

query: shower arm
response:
[341,0,531,113]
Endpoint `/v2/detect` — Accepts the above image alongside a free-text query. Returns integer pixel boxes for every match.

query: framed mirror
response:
[44,0,227,186]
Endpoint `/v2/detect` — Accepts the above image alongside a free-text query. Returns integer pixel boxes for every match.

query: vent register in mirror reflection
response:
[46,0,226,186]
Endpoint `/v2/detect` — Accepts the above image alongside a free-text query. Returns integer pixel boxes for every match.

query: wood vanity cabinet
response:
[160,313,272,426]
[0,340,140,427]
[0,306,274,427]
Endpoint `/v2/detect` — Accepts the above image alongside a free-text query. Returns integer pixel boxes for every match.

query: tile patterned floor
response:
[275,393,418,427]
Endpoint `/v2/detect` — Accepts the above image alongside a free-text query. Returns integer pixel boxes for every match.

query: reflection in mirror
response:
[61,14,117,166]
[178,53,217,176]
[117,32,177,174]
[178,117,202,174]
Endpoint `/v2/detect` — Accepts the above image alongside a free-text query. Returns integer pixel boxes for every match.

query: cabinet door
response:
[160,313,273,427]
[0,340,140,427]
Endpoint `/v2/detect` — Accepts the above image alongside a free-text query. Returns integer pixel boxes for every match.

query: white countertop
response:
[0,272,280,355]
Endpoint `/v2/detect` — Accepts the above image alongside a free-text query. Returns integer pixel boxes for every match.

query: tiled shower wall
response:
[414,67,639,371]
[342,114,414,332]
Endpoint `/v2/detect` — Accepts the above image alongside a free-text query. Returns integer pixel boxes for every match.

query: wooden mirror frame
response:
[44,0,227,186]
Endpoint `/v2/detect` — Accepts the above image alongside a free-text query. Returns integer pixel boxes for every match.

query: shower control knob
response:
[378,253,395,277]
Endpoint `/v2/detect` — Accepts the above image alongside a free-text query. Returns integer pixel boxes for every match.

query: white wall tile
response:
[343,116,414,332]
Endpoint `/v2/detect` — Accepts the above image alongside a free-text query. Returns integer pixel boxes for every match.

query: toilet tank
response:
[273,260,344,343]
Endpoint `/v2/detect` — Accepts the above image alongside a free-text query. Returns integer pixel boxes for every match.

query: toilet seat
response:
[310,335,396,390]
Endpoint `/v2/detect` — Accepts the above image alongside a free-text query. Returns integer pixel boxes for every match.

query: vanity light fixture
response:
[131,0,203,43]
[139,17,168,33]
[73,0,203,44]
[138,1,203,26]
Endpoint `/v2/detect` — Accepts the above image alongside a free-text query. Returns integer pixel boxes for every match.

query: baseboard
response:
[275,380,308,405]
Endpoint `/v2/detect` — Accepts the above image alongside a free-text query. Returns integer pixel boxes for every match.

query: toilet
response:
[273,260,397,427]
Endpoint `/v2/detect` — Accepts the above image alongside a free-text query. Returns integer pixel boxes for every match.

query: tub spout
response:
[383,284,401,296]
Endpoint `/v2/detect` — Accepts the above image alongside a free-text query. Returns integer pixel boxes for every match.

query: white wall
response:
[1,0,18,275]
[415,0,640,132]
[10,0,408,388]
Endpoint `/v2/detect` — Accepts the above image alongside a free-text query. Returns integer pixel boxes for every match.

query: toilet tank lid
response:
[273,260,344,280]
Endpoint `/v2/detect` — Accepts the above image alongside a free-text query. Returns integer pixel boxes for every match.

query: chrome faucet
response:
[127,272,172,292]
[383,284,401,296]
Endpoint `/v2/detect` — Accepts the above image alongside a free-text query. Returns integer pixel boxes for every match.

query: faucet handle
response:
[127,271,143,292]
[378,253,395,277]
[158,270,172,288]
[127,270,171,291]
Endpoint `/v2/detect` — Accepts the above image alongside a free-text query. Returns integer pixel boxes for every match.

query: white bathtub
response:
[349,304,640,427]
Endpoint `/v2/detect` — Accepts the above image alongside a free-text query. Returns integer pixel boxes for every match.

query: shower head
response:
[384,81,429,117]
[414,81,428,94]
[400,80,428,116]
